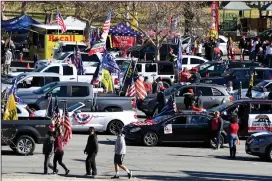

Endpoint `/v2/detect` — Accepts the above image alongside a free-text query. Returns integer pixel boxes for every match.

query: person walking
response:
[111,128,132,179]
[227,115,239,159]
[53,128,70,175]
[43,130,55,174]
[4,47,12,75]
[190,68,201,83]
[227,37,234,60]
[209,111,224,150]
[239,35,246,61]
[265,41,272,67]
[84,127,98,177]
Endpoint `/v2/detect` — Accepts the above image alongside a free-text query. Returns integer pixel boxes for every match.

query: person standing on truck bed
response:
[53,129,70,176]
[43,130,55,174]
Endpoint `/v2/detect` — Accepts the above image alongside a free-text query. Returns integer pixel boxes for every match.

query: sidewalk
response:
[2,173,145,181]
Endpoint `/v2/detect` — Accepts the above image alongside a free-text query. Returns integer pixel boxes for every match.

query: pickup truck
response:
[17,81,134,112]
[8,63,96,83]
[1,118,52,155]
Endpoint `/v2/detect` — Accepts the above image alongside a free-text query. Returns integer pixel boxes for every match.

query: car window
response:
[31,77,44,87]
[264,70,272,79]
[136,64,142,72]
[233,70,249,79]
[196,87,213,96]
[212,88,223,96]
[207,65,215,71]
[178,87,195,97]
[250,103,272,114]
[72,86,89,97]
[172,116,187,124]
[63,66,73,75]
[17,108,21,114]
[191,58,201,64]
[254,70,264,80]
[44,77,60,85]
[265,83,272,92]
[189,116,209,125]
[158,64,174,75]
[84,54,100,63]
[45,66,59,73]
[182,58,188,64]
[51,86,68,97]
[219,38,225,43]
[145,64,156,72]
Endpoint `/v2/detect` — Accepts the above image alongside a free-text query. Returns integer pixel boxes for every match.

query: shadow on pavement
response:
[168,154,210,158]
[72,158,85,162]
[136,174,221,181]
[1,150,18,156]
[211,155,267,162]
[182,170,272,181]
[98,140,115,145]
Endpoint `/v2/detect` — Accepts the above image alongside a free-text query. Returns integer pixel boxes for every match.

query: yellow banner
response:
[131,12,138,31]
[102,69,114,93]
[45,34,85,59]
[3,94,18,120]
[209,30,218,39]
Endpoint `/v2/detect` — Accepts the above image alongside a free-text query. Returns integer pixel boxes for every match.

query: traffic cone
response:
[19,56,23,63]
[26,63,30,69]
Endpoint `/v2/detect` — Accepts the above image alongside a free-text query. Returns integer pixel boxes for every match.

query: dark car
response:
[209,99,272,137]
[196,61,263,78]
[127,43,178,61]
[123,113,229,148]
[139,83,233,117]
[245,132,272,162]
[201,68,272,89]
[1,118,52,155]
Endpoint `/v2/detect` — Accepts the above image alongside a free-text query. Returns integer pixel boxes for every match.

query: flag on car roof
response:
[155,95,176,118]
[3,94,18,120]
[53,96,61,127]
[125,74,147,100]
[101,69,114,93]
[56,8,67,33]
[88,12,111,56]
[177,39,183,72]
[72,44,84,75]
[8,78,23,104]
[91,62,101,86]
[62,104,72,146]
[102,50,120,74]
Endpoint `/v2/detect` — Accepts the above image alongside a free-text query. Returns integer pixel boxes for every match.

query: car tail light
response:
[229,96,234,101]
[114,78,119,85]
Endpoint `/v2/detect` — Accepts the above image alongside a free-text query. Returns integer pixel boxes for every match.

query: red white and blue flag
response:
[62,105,72,146]
[56,8,67,33]
[88,12,111,56]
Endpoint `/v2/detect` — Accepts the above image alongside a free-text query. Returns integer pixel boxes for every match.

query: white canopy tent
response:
[223,2,252,11]
[64,16,95,29]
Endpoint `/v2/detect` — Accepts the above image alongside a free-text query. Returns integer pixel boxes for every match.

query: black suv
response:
[196,61,263,77]
[201,68,272,89]
[1,118,52,155]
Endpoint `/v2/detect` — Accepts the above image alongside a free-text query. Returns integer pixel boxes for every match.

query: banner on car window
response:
[248,114,272,132]
[112,36,136,49]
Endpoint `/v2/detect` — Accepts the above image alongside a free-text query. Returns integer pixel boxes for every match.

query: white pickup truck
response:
[9,63,96,83]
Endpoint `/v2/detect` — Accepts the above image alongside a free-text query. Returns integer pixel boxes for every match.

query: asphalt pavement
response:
[2,133,272,181]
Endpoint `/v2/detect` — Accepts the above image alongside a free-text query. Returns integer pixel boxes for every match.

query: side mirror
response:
[223,111,227,116]
[75,110,81,114]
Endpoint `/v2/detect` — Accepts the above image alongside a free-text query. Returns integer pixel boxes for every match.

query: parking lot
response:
[2,134,272,181]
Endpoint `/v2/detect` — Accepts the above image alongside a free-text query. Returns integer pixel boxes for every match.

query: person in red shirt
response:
[180,67,192,83]
[209,111,223,150]
[227,115,239,159]
[53,128,70,175]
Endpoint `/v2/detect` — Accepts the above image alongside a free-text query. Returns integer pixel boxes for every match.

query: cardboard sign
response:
[164,124,173,134]
[248,114,272,133]
[112,36,136,49]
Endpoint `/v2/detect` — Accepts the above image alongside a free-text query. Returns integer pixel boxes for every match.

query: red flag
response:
[62,108,72,145]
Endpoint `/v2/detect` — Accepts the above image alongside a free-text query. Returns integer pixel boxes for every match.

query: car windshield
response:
[197,62,212,71]
[33,82,57,94]
[163,84,183,96]
[152,115,172,123]
[67,103,84,112]
[32,65,46,72]
[253,81,268,91]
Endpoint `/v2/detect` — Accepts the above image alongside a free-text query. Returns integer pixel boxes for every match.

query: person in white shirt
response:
[4,48,12,75]
[265,41,272,67]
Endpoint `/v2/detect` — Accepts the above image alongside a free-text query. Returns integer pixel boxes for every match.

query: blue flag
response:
[102,51,120,74]
[155,95,176,118]
[177,39,183,72]
[8,78,23,104]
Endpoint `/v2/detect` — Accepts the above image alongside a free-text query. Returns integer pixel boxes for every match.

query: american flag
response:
[72,45,84,75]
[56,8,67,33]
[53,97,61,127]
[126,76,147,100]
[88,12,111,56]
[62,106,72,146]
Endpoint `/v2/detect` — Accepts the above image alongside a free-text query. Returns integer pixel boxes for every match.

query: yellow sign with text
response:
[44,34,85,59]
[209,30,218,39]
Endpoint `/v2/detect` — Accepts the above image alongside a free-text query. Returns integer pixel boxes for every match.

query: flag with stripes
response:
[56,8,67,33]
[62,106,72,146]
[126,84,135,96]
[72,45,84,75]
[53,97,61,127]
[88,12,111,56]
[125,76,147,100]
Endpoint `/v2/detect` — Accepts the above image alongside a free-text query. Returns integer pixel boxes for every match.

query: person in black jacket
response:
[239,35,246,61]
[84,127,99,177]
[43,130,55,174]
[184,89,195,109]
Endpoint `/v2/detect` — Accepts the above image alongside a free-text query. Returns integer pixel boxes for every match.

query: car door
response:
[43,85,69,110]
[195,86,215,109]
[232,70,250,89]
[190,58,205,69]
[175,86,196,109]
[160,115,188,142]
[69,85,93,111]
[44,66,60,74]
[144,63,158,82]
[62,65,76,81]
[182,57,189,69]
[186,115,210,141]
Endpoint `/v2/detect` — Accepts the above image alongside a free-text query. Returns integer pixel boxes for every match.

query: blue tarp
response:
[2,15,40,33]
[109,22,142,37]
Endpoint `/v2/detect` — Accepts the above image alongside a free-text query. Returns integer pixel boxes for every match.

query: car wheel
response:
[162,81,170,89]
[266,145,272,162]
[15,135,35,155]
[143,132,158,146]
[209,134,224,149]
[107,120,124,135]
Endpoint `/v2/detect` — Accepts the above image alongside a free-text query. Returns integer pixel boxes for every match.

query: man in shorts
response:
[111,128,132,179]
